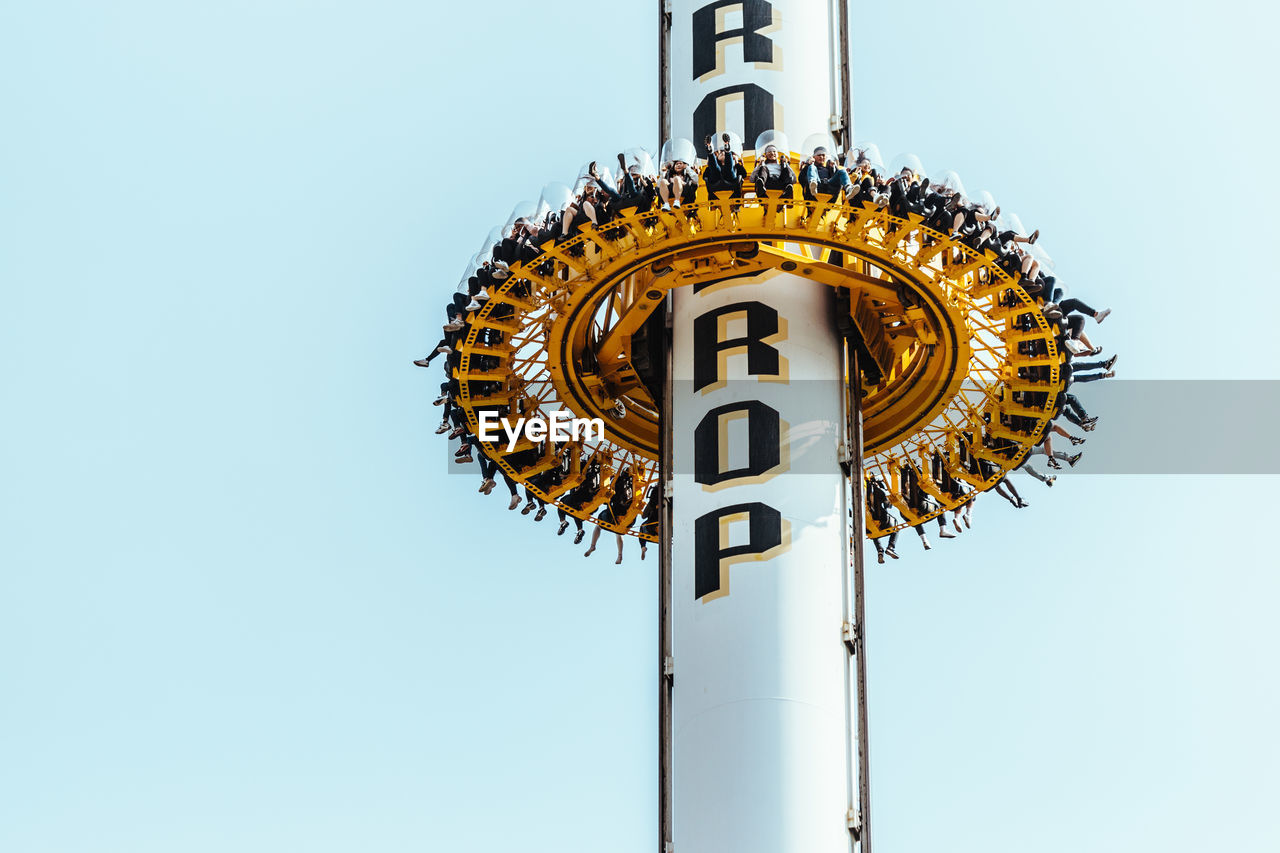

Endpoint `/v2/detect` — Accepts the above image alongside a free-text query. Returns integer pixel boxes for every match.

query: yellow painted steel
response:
[454,155,1065,539]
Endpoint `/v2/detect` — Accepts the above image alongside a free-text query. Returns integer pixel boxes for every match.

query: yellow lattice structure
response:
[453,152,1065,539]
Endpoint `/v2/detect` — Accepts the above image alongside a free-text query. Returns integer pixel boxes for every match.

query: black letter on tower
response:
[692,83,777,155]
[691,0,776,79]
[695,502,782,599]
[693,301,780,392]
[694,400,781,486]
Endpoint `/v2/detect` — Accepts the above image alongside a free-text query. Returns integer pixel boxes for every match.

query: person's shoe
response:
[640,544,648,560]
[413,358,432,368]
[1045,476,1056,487]
[1016,498,1029,508]
[722,132,732,148]
[1067,452,1082,468]
[954,517,963,532]
[1103,354,1117,370]
[1047,457,1062,470]
[611,399,626,419]
[433,393,448,405]
[1094,308,1111,323]
[478,478,493,494]
[435,421,450,434]
[454,443,471,457]
[920,535,932,551]
[1029,228,1039,244]
[449,426,466,439]
[454,452,472,464]
[557,520,569,536]
[508,494,521,510]
[939,528,956,539]
[1088,346,1103,357]
[436,345,452,355]
[443,318,464,332]
[1102,370,1115,379]
[617,152,627,172]
[476,287,490,303]
[1063,339,1088,355]
[573,529,585,544]
[1068,435,1085,446]
[962,513,971,529]
[534,507,546,522]
[885,546,899,560]
[1043,306,1063,321]
[521,499,537,515]
[465,299,481,311]
[877,551,885,564]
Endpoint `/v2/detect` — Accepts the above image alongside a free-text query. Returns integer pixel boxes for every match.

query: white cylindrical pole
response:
[666,4,853,851]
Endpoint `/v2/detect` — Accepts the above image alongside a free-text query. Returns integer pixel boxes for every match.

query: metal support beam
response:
[658,0,671,150]
[658,296,674,853]
[848,342,872,853]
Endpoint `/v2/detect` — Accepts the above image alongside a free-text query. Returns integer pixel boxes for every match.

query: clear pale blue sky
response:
[2,2,1278,852]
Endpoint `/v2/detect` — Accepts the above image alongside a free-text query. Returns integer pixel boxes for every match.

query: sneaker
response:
[557,521,569,536]
[953,517,962,532]
[454,443,471,457]
[1029,228,1039,244]
[885,547,899,560]
[1067,452,1082,468]
[1103,354,1117,370]
[920,535,932,551]
[939,528,956,539]
[573,529,585,544]
[1046,476,1056,487]
[611,400,626,419]
[1043,307,1063,321]
[1063,339,1088,355]
[435,421,449,434]
[443,318,464,332]
[433,394,448,405]
[521,499,537,515]
[465,299,481,311]
[508,494,521,510]
[436,346,452,355]
[1016,499,1029,508]
[1068,435,1085,446]
[1047,457,1062,470]
[534,507,546,522]
[413,358,432,368]
[448,426,465,439]
[454,452,472,464]
[877,551,885,564]
[1094,308,1111,323]
[476,287,491,303]
[482,478,496,495]
[478,478,493,494]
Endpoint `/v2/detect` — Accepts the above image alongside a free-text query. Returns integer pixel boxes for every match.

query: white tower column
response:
[665,3,856,851]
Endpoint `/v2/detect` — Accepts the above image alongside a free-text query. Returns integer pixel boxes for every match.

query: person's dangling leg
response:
[914,524,932,551]
[584,523,602,557]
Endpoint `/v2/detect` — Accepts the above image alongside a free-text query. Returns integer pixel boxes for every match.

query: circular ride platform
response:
[452,152,1065,540]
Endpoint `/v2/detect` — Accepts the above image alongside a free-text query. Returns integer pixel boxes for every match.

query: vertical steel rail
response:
[836,0,853,149]
[657,6,673,848]
[658,0,671,150]
[658,301,674,853]
[849,345,872,853]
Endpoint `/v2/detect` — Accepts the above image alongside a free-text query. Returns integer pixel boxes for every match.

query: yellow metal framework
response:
[454,160,1063,539]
